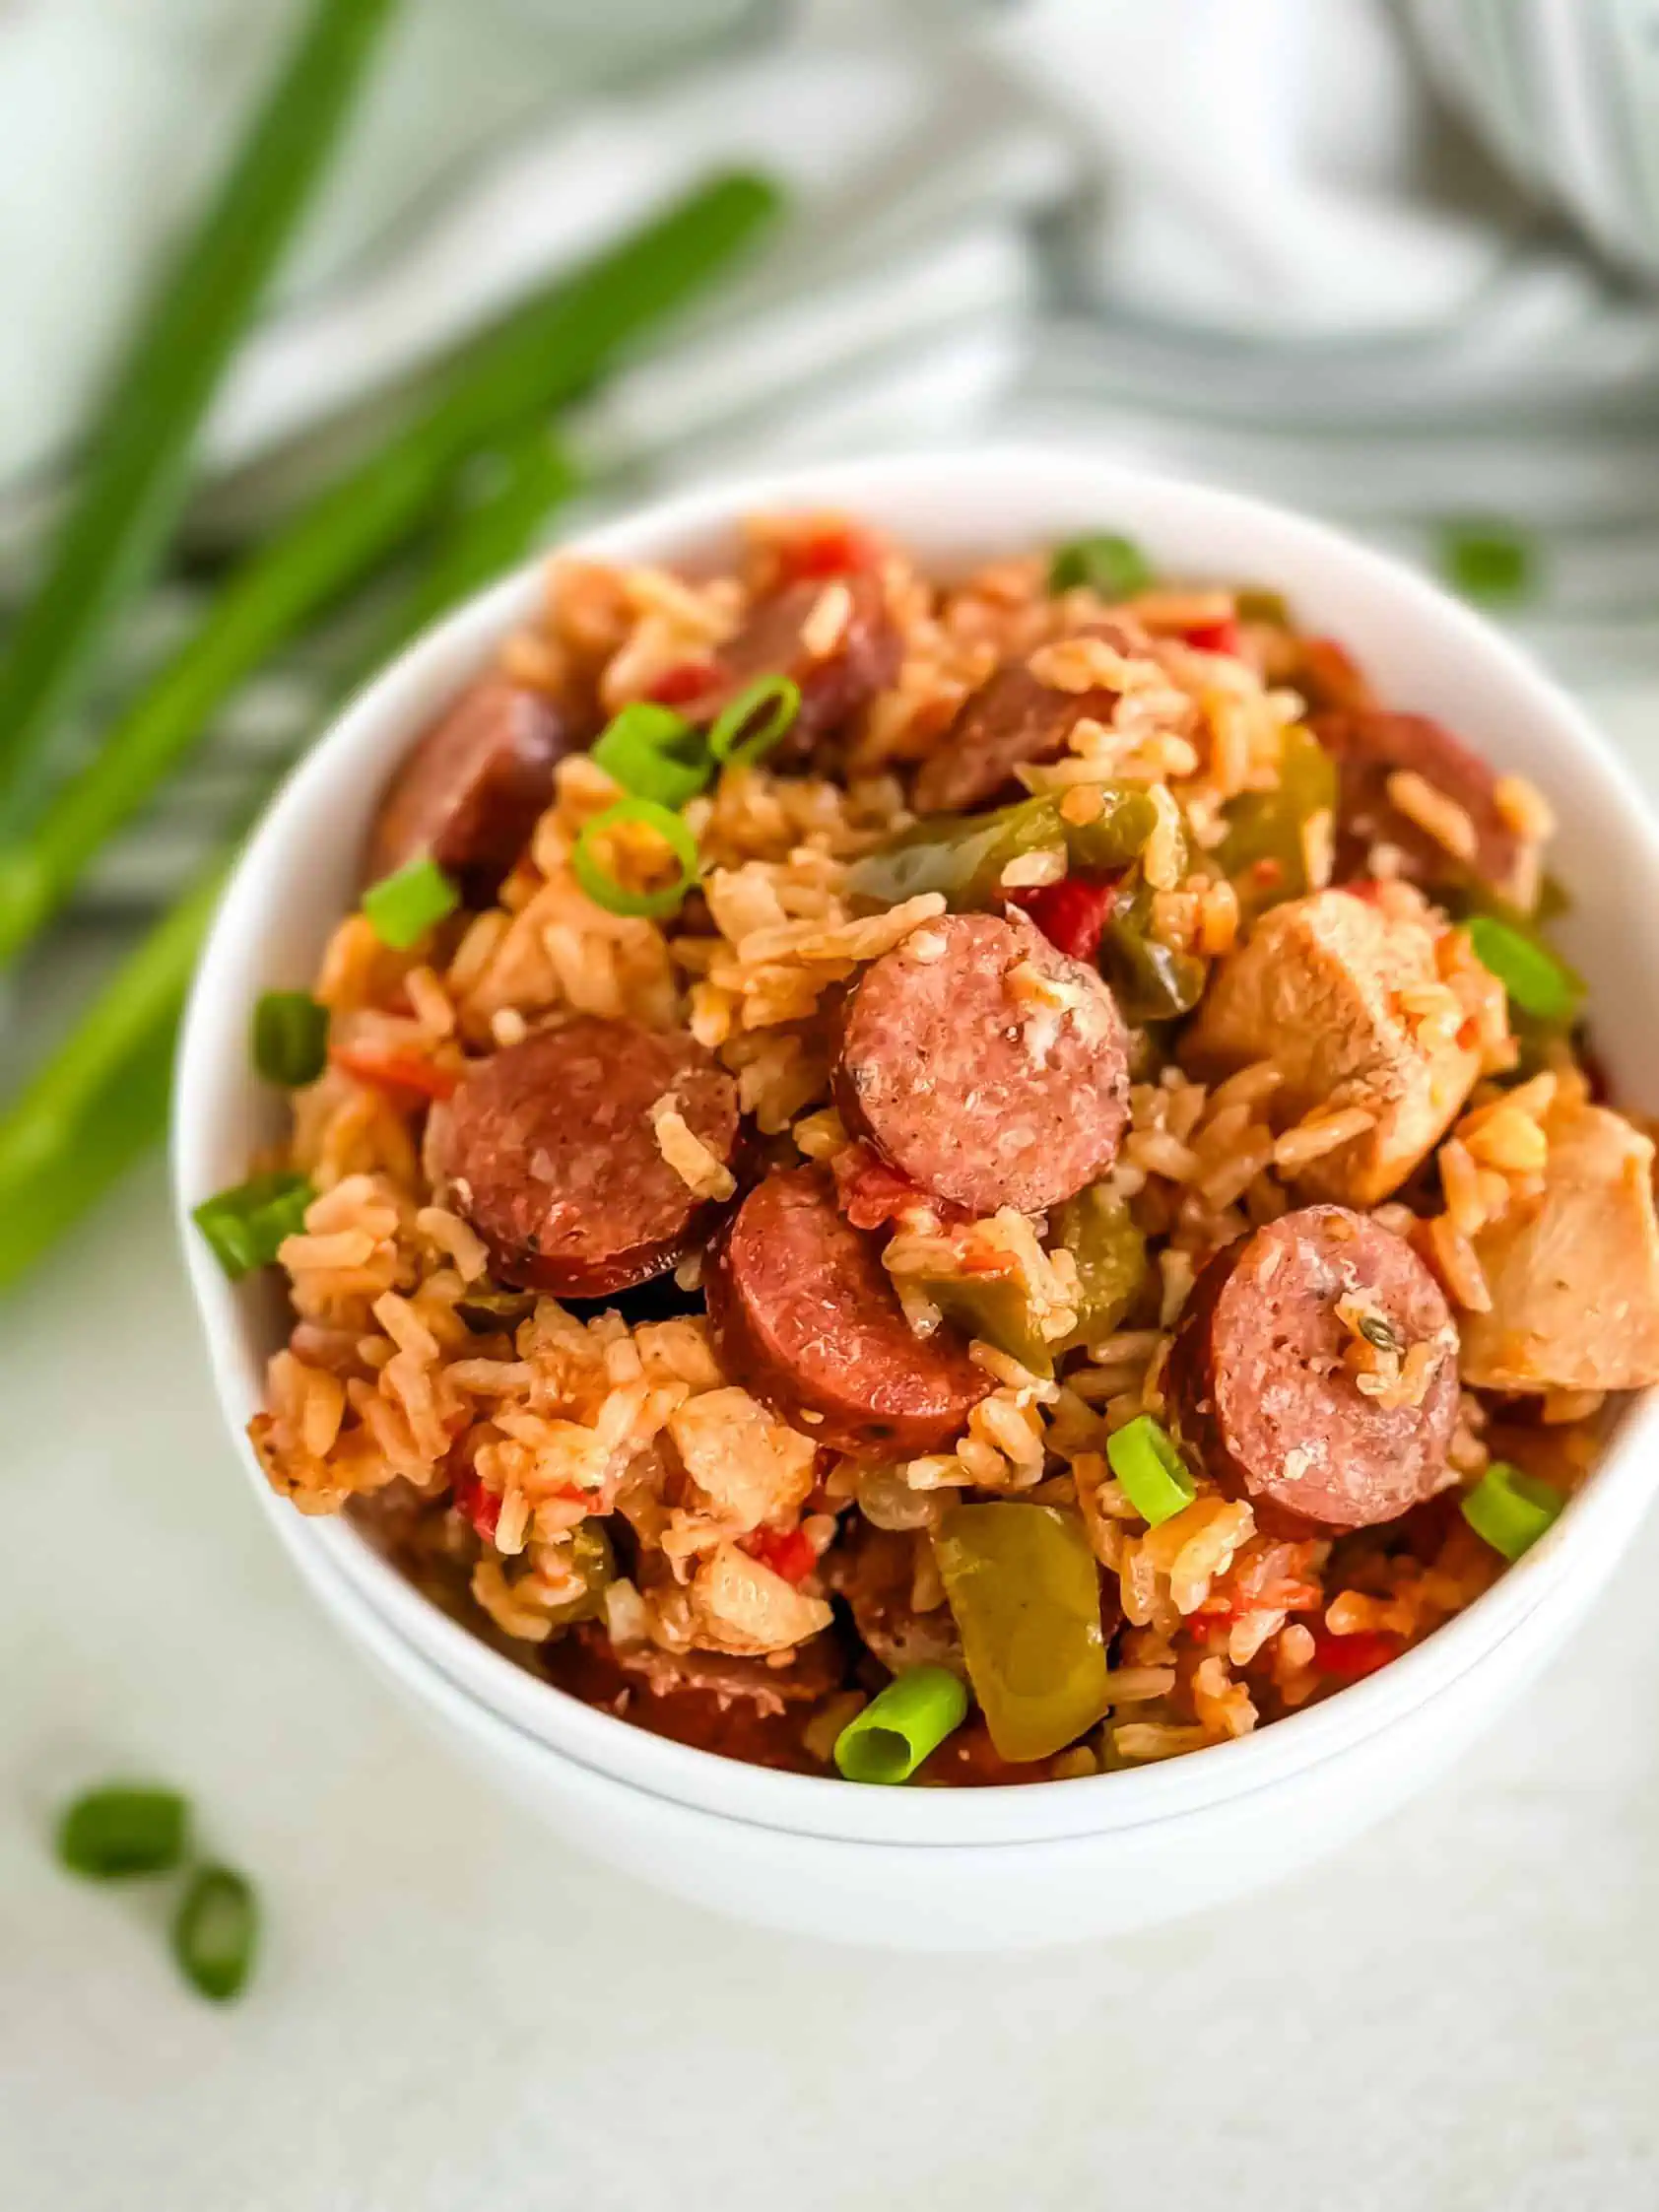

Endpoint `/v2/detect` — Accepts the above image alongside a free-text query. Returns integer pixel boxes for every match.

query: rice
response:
[237,506,1623,1787]
[1386,770,1479,863]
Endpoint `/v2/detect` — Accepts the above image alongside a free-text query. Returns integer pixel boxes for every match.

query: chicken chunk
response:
[1186,888,1486,1206]
[683,1543,833,1656]
[668,1387,817,1536]
[1460,1102,1659,1393]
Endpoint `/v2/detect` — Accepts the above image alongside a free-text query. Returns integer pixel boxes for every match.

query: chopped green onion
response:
[56,1785,188,1879]
[192,1170,314,1281]
[361,854,460,949]
[571,797,700,919]
[0,0,402,837]
[592,702,711,808]
[1465,915,1580,1025]
[707,675,802,769]
[1106,1414,1196,1527]
[1047,532,1155,600]
[0,171,782,970]
[172,1864,258,2003]
[833,1665,969,1784]
[1461,1461,1563,1561]
[1439,522,1535,605]
[251,989,329,1087]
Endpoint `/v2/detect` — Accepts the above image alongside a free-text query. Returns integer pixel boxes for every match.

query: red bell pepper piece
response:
[330,1042,459,1101]
[1008,875,1119,964]
[1310,1628,1403,1681]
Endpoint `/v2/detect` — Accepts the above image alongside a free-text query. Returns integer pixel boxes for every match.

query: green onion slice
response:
[1439,521,1534,606]
[571,797,700,919]
[1047,532,1155,600]
[56,1785,188,1879]
[707,674,801,769]
[172,1864,258,2003]
[591,701,712,808]
[193,1170,314,1281]
[361,854,460,949]
[1465,915,1580,1025]
[1461,1461,1563,1562]
[251,989,329,1086]
[833,1665,969,1784]
[1106,1414,1197,1527]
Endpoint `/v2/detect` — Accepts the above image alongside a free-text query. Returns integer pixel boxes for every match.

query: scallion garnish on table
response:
[1437,520,1536,606]
[0,170,784,972]
[172,1866,260,2004]
[56,1783,260,2002]
[0,0,403,838]
[57,1786,189,1879]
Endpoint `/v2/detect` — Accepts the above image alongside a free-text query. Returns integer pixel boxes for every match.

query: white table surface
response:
[5,687,1659,2212]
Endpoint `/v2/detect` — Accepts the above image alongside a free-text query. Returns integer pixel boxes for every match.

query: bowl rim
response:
[173,441,1659,1849]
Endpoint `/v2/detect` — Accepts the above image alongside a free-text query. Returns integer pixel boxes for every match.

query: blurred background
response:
[6,5,1659,2206]
[8,0,1659,915]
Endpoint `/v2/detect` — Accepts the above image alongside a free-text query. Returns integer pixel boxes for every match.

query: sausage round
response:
[434,1019,741,1298]
[705,571,900,765]
[1167,1204,1460,1534]
[911,624,1133,816]
[1312,707,1525,903]
[547,1627,838,1773]
[706,1168,991,1460]
[834,910,1130,1217]
[365,674,574,900]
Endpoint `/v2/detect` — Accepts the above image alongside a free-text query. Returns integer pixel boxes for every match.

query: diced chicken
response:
[1461,1102,1659,1392]
[668,1386,818,1537]
[1186,889,1485,1206]
[683,1543,833,1656]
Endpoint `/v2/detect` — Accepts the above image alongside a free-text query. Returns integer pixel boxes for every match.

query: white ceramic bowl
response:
[175,446,1659,1950]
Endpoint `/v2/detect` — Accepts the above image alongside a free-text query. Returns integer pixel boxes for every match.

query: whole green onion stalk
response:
[0,170,782,970]
[0,0,403,835]
[0,427,581,1294]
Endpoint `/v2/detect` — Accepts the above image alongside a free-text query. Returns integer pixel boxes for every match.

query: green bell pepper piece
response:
[934,1503,1112,1764]
[1100,868,1207,1023]
[1051,1181,1149,1350]
[844,788,1158,914]
[1218,722,1337,917]
[922,1275,1055,1379]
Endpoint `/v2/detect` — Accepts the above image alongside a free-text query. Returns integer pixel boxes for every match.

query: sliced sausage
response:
[701,570,900,766]
[546,1627,839,1773]
[824,1523,965,1678]
[911,623,1133,816]
[365,674,575,901]
[834,910,1130,1217]
[1167,1204,1460,1535]
[1312,707,1525,904]
[433,1019,741,1299]
[706,1168,991,1460]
